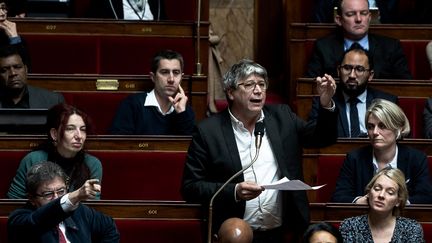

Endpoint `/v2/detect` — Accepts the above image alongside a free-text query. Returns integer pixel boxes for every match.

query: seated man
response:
[110,49,195,135]
[307,0,411,79]
[308,45,397,137]
[7,161,120,242]
[0,45,64,108]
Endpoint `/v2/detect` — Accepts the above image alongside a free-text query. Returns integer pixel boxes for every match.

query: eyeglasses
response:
[237,81,267,91]
[339,64,370,76]
[35,187,67,200]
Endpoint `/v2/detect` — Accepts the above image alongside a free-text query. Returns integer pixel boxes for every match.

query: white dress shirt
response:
[229,109,282,231]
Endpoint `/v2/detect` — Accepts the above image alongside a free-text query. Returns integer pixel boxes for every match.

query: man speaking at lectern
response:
[181,59,338,242]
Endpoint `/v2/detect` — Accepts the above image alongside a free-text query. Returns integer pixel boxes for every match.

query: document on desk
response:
[261,177,326,191]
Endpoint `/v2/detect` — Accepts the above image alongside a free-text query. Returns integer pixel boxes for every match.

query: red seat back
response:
[91,151,187,200]
[316,155,345,202]
[0,151,28,199]
[398,97,427,138]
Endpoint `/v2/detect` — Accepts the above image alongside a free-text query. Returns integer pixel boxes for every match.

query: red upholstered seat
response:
[25,35,99,74]
[115,219,204,243]
[61,91,134,135]
[398,97,427,139]
[0,217,7,243]
[316,155,345,203]
[98,37,195,75]
[90,151,187,200]
[0,151,28,198]
[23,35,196,75]
[400,41,432,80]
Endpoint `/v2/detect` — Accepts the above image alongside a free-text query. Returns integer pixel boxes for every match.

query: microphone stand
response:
[207,124,264,243]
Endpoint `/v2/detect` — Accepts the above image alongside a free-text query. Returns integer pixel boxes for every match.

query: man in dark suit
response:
[181,59,338,242]
[308,45,397,137]
[307,0,411,79]
[87,0,166,20]
[0,45,64,108]
[8,161,120,242]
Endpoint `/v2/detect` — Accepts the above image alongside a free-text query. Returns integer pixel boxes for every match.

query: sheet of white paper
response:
[261,177,326,191]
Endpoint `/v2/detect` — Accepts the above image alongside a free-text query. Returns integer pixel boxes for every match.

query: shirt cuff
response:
[60,193,79,212]
[322,99,335,111]
[9,36,21,45]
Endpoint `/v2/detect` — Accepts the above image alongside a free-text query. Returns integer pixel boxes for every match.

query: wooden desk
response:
[0,199,202,219]
[310,203,432,224]
[0,135,191,151]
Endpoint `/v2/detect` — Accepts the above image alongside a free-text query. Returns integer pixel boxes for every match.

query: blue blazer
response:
[332,144,432,204]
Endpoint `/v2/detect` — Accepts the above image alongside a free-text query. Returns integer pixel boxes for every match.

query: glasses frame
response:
[35,187,68,200]
[237,81,267,92]
[339,64,371,76]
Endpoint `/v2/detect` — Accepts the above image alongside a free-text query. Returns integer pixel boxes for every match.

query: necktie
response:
[57,225,67,243]
[349,97,360,137]
[349,42,363,50]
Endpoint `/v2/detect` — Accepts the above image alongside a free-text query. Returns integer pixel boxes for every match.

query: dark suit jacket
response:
[306,32,412,79]
[181,104,338,232]
[87,0,166,20]
[308,87,398,137]
[332,144,432,204]
[423,98,432,138]
[8,199,120,243]
[0,85,64,108]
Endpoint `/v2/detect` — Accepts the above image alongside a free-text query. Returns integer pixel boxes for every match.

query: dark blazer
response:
[181,104,338,232]
[306,32,412,79]
[8,199,120,243]
[423,98,432,138]
[0,85,64,108]
[332,145,432,204]
[87,0,166,20]
[308,87,398,137]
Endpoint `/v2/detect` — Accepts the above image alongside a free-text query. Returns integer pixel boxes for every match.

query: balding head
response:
[216,218,253,243]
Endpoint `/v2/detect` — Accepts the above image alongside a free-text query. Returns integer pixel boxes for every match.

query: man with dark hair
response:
[110,49,195,135]
[0,45,64,108]
[7,161,120,242]
[308,45,397,137]
[307,0,411,79]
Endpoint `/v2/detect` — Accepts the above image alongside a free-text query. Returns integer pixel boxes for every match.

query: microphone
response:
[207,121,265,243]
[108,0,119,20]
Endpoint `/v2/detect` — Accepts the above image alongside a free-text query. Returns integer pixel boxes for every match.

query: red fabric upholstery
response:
[316,155,345,203]
[61,91,133,135]
[0,151,27,199]
[400,41,431,80]
[22,35,196,75]
[115,219,204,243]
[0,217,7,243]
[98,37,195,75]
[398,97,427,139]
[24,35,99,74]
[90,151,187,200]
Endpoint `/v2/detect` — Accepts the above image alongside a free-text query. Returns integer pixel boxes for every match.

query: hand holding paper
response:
[261,177,326,191]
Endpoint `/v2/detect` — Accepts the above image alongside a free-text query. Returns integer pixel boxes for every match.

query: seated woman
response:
[332,99,432,204]
[302,222,342,243]
[7,103,102,199]
[340,168,425,242]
